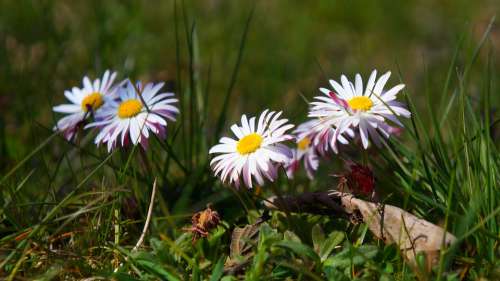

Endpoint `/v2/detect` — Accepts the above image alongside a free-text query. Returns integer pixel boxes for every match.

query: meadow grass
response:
[0,1,499,280]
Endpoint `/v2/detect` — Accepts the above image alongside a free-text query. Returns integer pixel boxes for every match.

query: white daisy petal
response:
[359,120,369,149]
[220,137,237,144]
[130,119,140,144]
[320,87,331,95]
[231,124,244,139]
[64,90,80,104]
[209,143,236,154]
[241,114,251,135]
[53,104,82,113]
[373,71,391,95]
[93,78,100,93]
[256,109,269,134]
[381,84,405,101]
[83,76,93,92]
[341,75,354,99]
[100,71,109,92]
[249,117,256,132]
[365,69,377,96]
[71,87,85,101]
[329,79,347,99]
[355,74,363,96]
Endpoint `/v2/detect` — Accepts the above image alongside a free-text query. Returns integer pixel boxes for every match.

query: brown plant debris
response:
[184,205,221,242]
[264,190,457,270]
[224,214,268,274]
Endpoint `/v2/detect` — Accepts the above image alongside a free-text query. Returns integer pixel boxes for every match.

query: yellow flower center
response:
[297,137,310,151]
[81,92,104,112]
[237,133,263,155]
[117,99,143,119]
[347,96,373,111]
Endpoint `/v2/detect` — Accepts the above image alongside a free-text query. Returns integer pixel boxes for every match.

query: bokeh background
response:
[1,0,499,166]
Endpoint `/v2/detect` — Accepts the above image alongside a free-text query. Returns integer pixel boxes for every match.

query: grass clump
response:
[0,2,499,280]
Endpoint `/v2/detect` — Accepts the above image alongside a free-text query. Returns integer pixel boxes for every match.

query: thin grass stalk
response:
[214,5,255,138]
[133,178,157,251]
[174,0,187,167]
[436,164,457,279]
[0,132,57,187]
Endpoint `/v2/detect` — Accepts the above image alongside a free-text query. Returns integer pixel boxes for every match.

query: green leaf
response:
[208,226,227,245]
[111,272,141,281]
[136,258,181,281]
[323,244,378,268]
[210,256,226,281]
[311,224,325,254]
[192,266,201,281]
[283,230,301,243]
[258,223,281,247]
[319,231,344,262]
[271,265,294,279]
[32,264,63,281]
[323,266,349,281]
[274,241,320,263]
[357,244,378,258]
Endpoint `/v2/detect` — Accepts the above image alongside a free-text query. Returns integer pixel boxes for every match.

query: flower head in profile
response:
[183,205,221,243]
[308,69,410,152]
[295,118,352,157]
[209,110,294,188]
[87,80,178,152]
[337,162,375,198]
[286,120,319,179]
[52,70,118,140]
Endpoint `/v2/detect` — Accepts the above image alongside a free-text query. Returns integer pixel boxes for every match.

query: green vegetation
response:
[1,1,499,280]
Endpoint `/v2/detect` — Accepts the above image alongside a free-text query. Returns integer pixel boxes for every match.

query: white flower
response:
[209,110,294,188]
[52,70,118,140]
[286,120,319,179]
[87,80,179,152]
[308,69,410,152]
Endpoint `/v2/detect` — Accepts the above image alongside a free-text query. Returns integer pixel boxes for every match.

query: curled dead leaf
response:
[224,216,266,274]
[264,190,457,271]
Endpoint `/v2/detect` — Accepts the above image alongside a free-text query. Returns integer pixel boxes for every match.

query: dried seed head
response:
[184,205,221,242]
[347,163,375,196]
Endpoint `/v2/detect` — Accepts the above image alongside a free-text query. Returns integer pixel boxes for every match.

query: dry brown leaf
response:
[224,219,264,274]
[330,191,456,270]
[229,224,260,259]
[264,190,456,270]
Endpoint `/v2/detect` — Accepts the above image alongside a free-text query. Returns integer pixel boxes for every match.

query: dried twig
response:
[132,178,157,252]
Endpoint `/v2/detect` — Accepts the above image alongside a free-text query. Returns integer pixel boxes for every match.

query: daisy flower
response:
[286,120,319,179]
[52,70,118,140]
[87,80,178,152]
[308,69,410,152]
[209,110,294,188]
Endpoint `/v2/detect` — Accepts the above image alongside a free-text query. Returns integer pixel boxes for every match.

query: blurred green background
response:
[0,0,499,166]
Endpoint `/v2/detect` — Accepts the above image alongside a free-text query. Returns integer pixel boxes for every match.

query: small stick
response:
[132,178,157,252]
[114,179,158,272]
